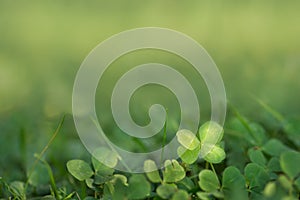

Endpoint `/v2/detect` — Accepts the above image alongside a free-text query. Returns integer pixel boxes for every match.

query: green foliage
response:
[222,166,245,189]
[92,147,119,169]
[248,148,267,166]
[63,115,300,200]
[262,139,291,157]
[27,162,50,187]
[162,160,185,183]
[172,190,189,200]
[107,174,151,200]
[284,118,300,147]
[198,121,224,144]
[177,121,226,164]
[245,163,269,191]
[127,175,151,199]
[144,160,162,183]
[156,183,177,199]
[177,145,200,164]
[3,107,300,199]
[198,169,220,192]
[222,166,248,200]
[203,145,226,164]
[66,160,94,181]
[176,129,200,150]
[280,151,300,179]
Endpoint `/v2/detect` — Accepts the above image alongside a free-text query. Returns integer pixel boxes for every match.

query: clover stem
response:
[209,162,217,178]
[205,161,209,169]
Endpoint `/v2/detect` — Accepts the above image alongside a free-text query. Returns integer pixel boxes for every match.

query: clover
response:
[176,121,226,164]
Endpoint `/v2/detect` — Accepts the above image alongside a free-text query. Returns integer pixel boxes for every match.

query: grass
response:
[0,102,299,199]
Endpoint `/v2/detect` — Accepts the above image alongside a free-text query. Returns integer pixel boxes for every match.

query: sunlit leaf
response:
[92,147,119,168]
[203,145,226,164]
[67,160,94,181]
[198,121,224,144]
[144,160,162,183]
[176,129,200,150]
[163,160,185,183]
[172,190,189,200]
[177,145,200,164]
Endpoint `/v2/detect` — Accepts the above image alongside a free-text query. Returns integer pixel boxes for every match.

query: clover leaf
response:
[198,121,224,144]
[198,169,220,192]
[66,160,94,181]
[176,129,200,150]
[163,160,185,183]
[177,145,201,164]
[203,145,226,164]
[144,159,162,183]
[280,150,300,179]
[156,183,177,199]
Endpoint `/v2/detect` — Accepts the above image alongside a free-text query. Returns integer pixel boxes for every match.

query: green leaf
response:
[156,183,177,199]
[294,176,300,191]
[203,145,226,164]
[196,192,211,200]
[172,190,189,200]
[103,181,114,197]
[284,118,300,147]
[94,171,114,185]
[177,145,200,164]
[92,147,119,168]
[227,117,249,136]
[222,166,245,189]
[27,162,50,186]
[198,169,220,192]
[127,174,151,199]
[263,181,276,198]
[222,166,247,200]
[212,191,225,199]
[85,178,94,189]
[198,121,224,144]
[144,160,162,183]
[262,139,290,157]
[280,150,300,179]
[267,157,281,172]
[163,160,185,183]
[111,178,127,200]
[111,174,128,186]
[278,175,293,191]
[249,123,268,146]
[176,129,200,150]
[282,196,299,200]
[92,156,114,176]
[244,163,269,191]
[248,148,267,166]
[66,160,94,181]
[177,177,195,191]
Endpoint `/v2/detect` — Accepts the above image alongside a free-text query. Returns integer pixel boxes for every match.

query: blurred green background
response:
[0,0,299,181]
